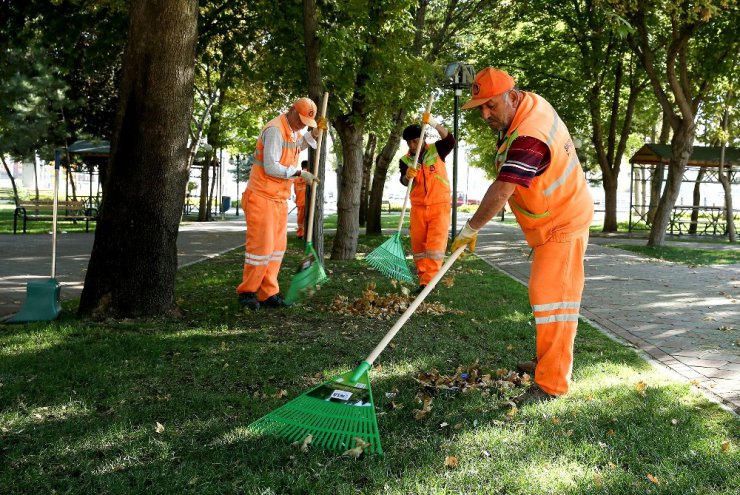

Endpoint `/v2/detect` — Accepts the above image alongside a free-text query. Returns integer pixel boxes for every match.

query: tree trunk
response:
[33,154,40,200]
[603,173,619,231]
[647,112,671,224]
[647,126,694,247]
[688,168,705,235]
[367,109,407,234]
[718,99,736,242]
[198,158,210,221]
[359,133,376,227]
[79,0,198,318]
[331,116,364,259]
[1,156,20,205]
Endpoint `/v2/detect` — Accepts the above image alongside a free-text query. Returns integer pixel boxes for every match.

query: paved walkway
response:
[1,217,738,412]
[474,222,739,413]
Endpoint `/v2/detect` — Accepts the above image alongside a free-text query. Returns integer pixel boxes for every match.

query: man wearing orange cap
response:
[399,115,454,293]
[451,68,593,403]
[237,98,327,310]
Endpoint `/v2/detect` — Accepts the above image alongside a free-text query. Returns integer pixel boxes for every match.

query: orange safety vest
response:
[495,92,593,246]
[293,176,307,207]
[247,114,302,200]
[401,143,450,206]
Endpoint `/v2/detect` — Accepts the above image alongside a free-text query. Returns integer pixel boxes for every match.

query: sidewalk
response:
[474,222,739,413]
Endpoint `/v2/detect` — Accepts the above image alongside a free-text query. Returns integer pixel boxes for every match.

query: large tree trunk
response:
[647,125,695,247]
[718,99,736,242]
[331,116,364,259]
[367,109,407,234]
[359,133,376,227]
[79,0,198,318]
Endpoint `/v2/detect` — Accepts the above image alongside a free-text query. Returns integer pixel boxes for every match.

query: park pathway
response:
[473,222,739,413]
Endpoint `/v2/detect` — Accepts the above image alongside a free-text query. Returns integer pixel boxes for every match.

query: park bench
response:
[13,200,98,234]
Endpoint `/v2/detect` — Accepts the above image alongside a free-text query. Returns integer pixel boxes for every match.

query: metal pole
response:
[235,155,240,217]
[451,87,460,238]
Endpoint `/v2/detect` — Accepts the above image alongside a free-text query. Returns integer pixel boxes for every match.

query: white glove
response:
[300,170,320,184]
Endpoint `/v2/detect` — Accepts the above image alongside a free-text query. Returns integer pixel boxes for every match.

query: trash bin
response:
[221,196,231,213]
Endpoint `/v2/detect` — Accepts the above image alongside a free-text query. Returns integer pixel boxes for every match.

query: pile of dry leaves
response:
[326,282,463,319]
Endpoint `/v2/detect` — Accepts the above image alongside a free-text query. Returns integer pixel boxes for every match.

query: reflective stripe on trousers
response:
[236,188,288,301]
[529,229,589,396]
[410,202,451,286]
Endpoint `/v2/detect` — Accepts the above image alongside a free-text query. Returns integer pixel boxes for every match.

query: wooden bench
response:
[13,200,98,234]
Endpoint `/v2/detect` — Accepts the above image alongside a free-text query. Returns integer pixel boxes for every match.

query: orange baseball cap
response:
[461,68,516,110]
[293,97,318,127]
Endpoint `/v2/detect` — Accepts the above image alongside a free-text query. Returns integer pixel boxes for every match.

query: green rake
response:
[285,92,329,305]
[365,94,434,283]
[248,245,467,456]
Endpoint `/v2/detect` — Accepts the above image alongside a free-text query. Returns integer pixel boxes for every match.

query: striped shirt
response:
[497,136,551,188]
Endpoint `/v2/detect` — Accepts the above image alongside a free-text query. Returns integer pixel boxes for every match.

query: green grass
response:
[608,244,740,266]
[324,213,411,230]
[1,234,738,494]
[0,203,96,234]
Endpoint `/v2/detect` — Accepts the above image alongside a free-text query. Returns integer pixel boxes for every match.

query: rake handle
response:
[305,92,330,244]
[397,94,434,233]
[350,245,467,382]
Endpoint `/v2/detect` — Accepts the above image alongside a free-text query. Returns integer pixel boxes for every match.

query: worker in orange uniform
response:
[451,68,593,404]
[400,114,454,293]
[237,98,326,310]
[293,160,309,240]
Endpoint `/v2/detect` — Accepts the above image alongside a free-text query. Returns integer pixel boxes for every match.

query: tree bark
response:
[647,112,671,224]
[359,133,376,227]
[78,0,198,318]
[331,115,364,259]
[367,109,407,234]
[688,167,705,235]
[718,97,736,242]
[1,156,20,205]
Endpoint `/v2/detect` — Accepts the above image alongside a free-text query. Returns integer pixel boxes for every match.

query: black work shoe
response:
[514,384,556,406]
[238,292,260,311]
[517,358,537,375]
[261,294,290,309]
[414,285,427,295]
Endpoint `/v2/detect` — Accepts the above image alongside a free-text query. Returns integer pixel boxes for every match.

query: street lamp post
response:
[232,155,241,217]
[443,62,475,238]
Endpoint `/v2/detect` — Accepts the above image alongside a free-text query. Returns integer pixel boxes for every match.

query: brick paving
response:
[474,222,740,414]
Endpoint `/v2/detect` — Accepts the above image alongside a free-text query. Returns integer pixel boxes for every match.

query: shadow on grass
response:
[1,236,737,494]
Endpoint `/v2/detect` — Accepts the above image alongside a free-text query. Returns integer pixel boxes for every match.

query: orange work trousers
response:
[296,203,306,238]
[410,202,451,286]
[529,229,589,396]
[236,189,288,302]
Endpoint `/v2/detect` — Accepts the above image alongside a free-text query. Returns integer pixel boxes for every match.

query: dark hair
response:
[402,124,422,141]
[301,160,309,169]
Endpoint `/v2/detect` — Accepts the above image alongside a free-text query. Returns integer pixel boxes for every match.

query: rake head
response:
[365,232,414,283]
[247,367,382,455]
[285,242,328,305]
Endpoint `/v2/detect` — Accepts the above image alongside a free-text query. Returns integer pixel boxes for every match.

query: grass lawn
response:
[1,234,738,494]
[609,244,740,266]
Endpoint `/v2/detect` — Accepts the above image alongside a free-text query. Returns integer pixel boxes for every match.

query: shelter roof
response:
[630,144,740,167]
[66,140,111,157]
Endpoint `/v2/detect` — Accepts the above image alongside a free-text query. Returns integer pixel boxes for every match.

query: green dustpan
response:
[248,363,382,455]
[249,246,467,456]
[285,241,327,305]
[8,150,63,324]
[365,232,414,282]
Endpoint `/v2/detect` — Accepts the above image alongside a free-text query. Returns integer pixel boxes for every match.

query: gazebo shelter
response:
[66,140,109,208]
[628,144,740,236]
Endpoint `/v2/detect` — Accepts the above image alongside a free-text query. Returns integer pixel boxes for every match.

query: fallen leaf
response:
[635,381,647,395]
[646,473,660,485]
[443,276,455,288]
[721,440,731,452]
[551,417,561,425]
[439,422,449,428]
[342,446,364,458]
[481,450,491,458]
[671,418,679,426]
[594,474,603,487]
[607,429,615,436]
[719,325,736,331]
[444,455,459,469]
[352,437,371,450]
[291,434,313,452]
[413,395,433,420]
[155,422,165,433]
